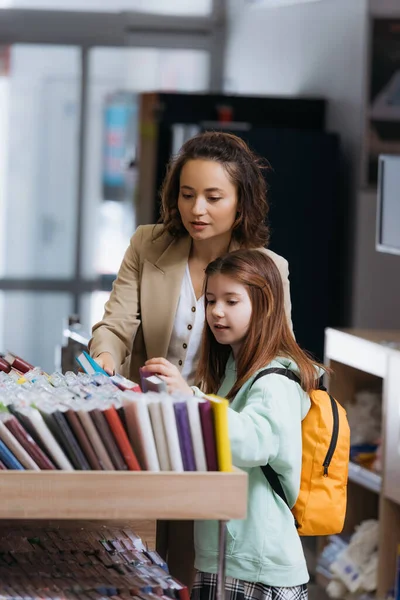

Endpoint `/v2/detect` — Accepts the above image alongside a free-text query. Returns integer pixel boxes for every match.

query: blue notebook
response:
[0,438,24,470]
[76,351,109,376]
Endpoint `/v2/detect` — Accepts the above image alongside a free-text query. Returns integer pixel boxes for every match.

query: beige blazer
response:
[89,224,293,383]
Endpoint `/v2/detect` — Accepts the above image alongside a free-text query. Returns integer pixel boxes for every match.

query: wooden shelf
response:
[348,462,382,494]
[0,470,248,521]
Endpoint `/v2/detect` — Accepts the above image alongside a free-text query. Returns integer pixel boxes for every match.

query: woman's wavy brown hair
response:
[158,131,271,248]
[196,250,325,399]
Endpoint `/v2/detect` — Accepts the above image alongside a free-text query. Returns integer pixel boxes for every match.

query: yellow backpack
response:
[251,368,350,536]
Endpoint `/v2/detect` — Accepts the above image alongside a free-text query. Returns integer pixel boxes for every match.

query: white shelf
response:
[348,462,382,494]
[0,469,248,521]
[324,328,399,378]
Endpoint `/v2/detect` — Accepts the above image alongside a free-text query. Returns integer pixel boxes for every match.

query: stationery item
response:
[0,357,11,373]
[198,398,218,471]
[160,396,184,472]
[147,397,171,471]
[205,395,233,472]
[89,408,127,470]
[186,396,207,472]
[110,373,141,393]
[174,402,196,472]
[2,412,56,470]
[40,408,90,470]
[0,416,39,470]
[65,409,102,470]
[76,351,109,376]
[122,393,160,471]
[142,374,167,394]
[0,438,24,469]
[77,410,114,470]
[103,406,141,471]
[14,407,73,470]
[3,352,34,374]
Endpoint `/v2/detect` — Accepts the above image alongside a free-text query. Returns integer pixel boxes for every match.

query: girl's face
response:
[206,274,252,358]
[178,159,238,242]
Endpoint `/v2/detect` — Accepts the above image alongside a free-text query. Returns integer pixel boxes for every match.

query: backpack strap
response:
[249,368,302,515]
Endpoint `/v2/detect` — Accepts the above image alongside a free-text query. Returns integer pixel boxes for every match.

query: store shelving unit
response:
[0,469,248,600]
[321,328,400,599]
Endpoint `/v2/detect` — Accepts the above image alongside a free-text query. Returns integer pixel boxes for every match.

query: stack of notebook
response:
[0,524,189,600]
[0,352,232,473]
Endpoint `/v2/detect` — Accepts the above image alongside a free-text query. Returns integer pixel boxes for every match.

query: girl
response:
[153,249,324,600]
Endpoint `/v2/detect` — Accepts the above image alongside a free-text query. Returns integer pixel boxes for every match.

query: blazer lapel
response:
[141,235,191,360]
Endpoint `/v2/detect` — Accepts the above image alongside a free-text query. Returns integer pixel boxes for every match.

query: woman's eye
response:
[182,194,193,200]
[208,197,222,202]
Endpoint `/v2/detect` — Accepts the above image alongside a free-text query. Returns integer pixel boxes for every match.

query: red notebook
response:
[103,407,141,471]
[198,399,218,471]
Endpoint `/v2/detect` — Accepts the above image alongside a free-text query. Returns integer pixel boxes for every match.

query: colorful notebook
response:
[14,407,73,470]
[76,351,109,376]
[205,395,233,472]
[103,406,141,471]
[90,409,127,471]
[77,410,114,471]
[198,398,218,471]
[122,393,160,471]
[160,396,184,472]
[0,438,24,470]
[65,409,102,471]
[147,397,171,471]
[174,402,196,472]
[186,396,207,472]
[0,417,39,470]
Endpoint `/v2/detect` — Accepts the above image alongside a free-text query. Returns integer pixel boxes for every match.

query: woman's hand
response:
[95,352,116,376]
[144,357,193,395]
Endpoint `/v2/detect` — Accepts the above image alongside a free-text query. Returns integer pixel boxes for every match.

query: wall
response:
[224,0,400,330]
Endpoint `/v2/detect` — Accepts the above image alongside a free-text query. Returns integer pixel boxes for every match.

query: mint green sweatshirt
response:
[194,355,311,586]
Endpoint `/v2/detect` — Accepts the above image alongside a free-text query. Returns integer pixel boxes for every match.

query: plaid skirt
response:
[191,572,308,600]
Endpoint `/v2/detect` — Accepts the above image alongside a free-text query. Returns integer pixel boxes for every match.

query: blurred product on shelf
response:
[347,389,382,475]
[317,520,379,599]
[0,524,190,600]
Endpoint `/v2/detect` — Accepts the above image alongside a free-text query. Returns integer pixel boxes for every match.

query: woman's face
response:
[178,159,238,242]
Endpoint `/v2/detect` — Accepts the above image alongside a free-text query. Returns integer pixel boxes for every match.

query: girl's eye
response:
[208,197,222,202]
[182,194,193,200]
[206,299,215,305]
[227,300,238,306]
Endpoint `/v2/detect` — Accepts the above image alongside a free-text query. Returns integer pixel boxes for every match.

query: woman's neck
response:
[190,232,232,264]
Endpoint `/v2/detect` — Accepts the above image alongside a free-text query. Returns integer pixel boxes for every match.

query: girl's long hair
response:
[196,250,325,399]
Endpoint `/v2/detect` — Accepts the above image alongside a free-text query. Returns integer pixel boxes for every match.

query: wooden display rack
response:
[320,328,400,599]
[0,469,248,600]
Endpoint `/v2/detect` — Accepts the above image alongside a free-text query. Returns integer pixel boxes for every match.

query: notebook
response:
[205,395,233,472]
[174,402,196,472]
[186,396,207,472]
[147,397,171,471]
[122,393,160,471]
[103,406,141,471]
[77,410,114,470]
[160,396,184,472]
[0,417,39,470]
[198,398,218,471]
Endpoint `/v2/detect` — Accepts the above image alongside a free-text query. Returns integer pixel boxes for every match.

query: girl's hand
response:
[144,357,193,395]
[95,352,116,375]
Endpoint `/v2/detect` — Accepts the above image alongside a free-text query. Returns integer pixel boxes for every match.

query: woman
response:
[88,130,293,586]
